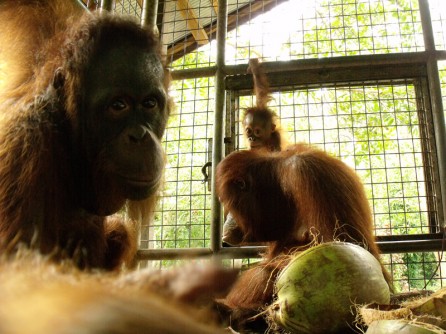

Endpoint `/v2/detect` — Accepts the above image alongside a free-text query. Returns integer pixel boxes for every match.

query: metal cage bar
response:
[419,0,446,228]
[141,0,158,28]
[210,0,228,254]
[100,0,113,11]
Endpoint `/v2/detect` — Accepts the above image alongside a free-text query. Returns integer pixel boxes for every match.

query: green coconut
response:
[366,320,444,334]
[269,242,390,333]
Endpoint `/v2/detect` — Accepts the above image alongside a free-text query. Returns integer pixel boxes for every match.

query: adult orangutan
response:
[216,143,390,331]
[0,0,172,269]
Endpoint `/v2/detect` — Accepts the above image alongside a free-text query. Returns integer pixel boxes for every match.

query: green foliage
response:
[385,252,442,292]
[403,253,439,290]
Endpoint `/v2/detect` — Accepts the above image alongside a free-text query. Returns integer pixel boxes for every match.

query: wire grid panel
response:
[233,80,439,237]
[225,0,424,64]
[383,251,445,291]
[140,77,215,251]
[160,0,426,69]
[440,61,446,113]
[112,0,143,17]
[160,0,220,68]
[112,1,446,70]
[430,0,446,50]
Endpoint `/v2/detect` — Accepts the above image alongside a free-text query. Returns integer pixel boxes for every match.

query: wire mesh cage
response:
[142,77,215,251]
[102,0,446,292]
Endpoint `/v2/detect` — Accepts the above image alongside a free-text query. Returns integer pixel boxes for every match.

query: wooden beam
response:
[176,0,208,45]
[167,0,287,62]
[212,0,218,14]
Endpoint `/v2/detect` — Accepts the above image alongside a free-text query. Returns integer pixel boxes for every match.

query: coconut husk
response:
[366,320,444,334]
[360,303,412,324]
[359,288,446,330]
[408,288,446,318]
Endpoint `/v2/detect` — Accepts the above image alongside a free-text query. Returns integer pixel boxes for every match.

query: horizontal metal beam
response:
[169,51,446,81]
[225,63,426,91]
[171,66,217,80]
[137,234,446,261]
[137,247,212,260]
[378,239,445,253]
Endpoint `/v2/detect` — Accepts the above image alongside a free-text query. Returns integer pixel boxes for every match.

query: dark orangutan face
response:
[81,44,169,214]
[243,111,275,149]
[217,151,296,242]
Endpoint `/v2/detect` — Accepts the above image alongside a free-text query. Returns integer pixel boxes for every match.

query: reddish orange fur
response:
[0,254,236,334]
[0,1,171,269]
[247,58,271,109]
[216,143,390,330]
[223,59,284,246]
[242,58,284,152]
[0,0,87,100]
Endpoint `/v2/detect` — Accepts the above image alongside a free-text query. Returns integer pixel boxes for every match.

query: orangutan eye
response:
[254,128,262,136]
[110,99,127,111]
[142,97,158,109]
[107,98,130,118]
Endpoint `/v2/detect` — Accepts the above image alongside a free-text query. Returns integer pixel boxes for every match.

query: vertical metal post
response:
[141,0,159,28]
[74,0,89,11]
[210,0,228,253]
[419,0,446,228]
[134,1,160,266]
[100,0,113,11]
